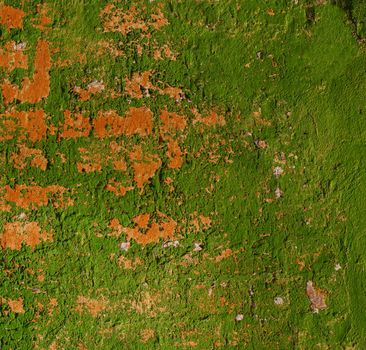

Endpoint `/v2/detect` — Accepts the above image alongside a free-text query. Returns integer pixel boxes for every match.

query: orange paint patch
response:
[191,212,212,232]
[10,144,47,171]
[0,221,52,250]
[160,110,187,134]
[117,256,142,269]
[2,40,51,104]
[192,109,226,127]
[105,178,134,197]
[162,86,183,100]
[153,44,176,61]
[125,71,183,100]
[166,137,183,169]
[306,281,327,312]
[129,145,162,189]
[32,3,52,30]
[215,249,233,262]
[100,3,168,35]
[133,213,150,228]
[77,147,102,173]
[0,5,25,29]
[125,71,154,99]
[7,298,25,313]
[93,107,153,138]
[0,109,47,143]
[74,81,105,101]
[77,142,130,173]
[109,213,177,245]
[75,296,107,317]
[0,41,28,71]
[59,110,91,139]
[140,328,155,343]
[0,184,72,210]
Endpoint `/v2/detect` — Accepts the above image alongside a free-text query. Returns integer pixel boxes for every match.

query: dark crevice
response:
[331,0,366,46]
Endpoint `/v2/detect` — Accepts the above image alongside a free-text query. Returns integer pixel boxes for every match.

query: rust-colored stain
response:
[117,256,143,269]
[306,281,327,312]
[75,296,107,317]
[105,178,134,197]
[191,212,212,232]
[93,107,153,137]
[0,41,28,71]
[109,213,177,245]
[129,145,162,189]
[100,3,167,35]
[0,221,52,250]
[140,328,155,343]
[215,248,233,262]
[159,110,187,133]
[76,142,130,173]
[192,108,226,127]
[59,110,91,139]
[7,298,25,313]
[0,184,72,210]
[77,147,103,173]
[2,40,51,104]
[166,137,183,169]
[125,71,154,98]
[125,70,183,100]
[162,86,183,100]
[74,81,105,101]
[10,144,48,171]
[0,5,25,29]
[32,3,52,30]
[153,44,176,61]
[0,109,47,143]
[133,213,150,228]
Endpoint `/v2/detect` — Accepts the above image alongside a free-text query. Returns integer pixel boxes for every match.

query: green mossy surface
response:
[1,0,366,348]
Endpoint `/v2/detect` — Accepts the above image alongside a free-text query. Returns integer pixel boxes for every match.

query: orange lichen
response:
[191,212,212,232]
[0,221,53,250]
[100,3,168,35]
[192,109,226,127]
[0,109,47,143]
[95,39,124,57]
[125,71,154,98]
[129,145,162,189]
[159,110,187,134]
[59,110,91,139]
[2,40,51,104]
[105,178,134,197]
[75,296,107,317]
[109,213,177,245]
[140,328,155,343]
[166,137,183,169]
[73,81,105,101]
[117,256,142,269]
[32,3,52,30]
[0,41,28,71]
[215,249,233,262]
[133,213,150,228]
[77,148,103,173]
[93,107,153,137]
[7,298,25,313]
[153,44,176,61]
[10,144,48,171]
[0,184,72,210]
[162,86,183,100]
[0,5,25,29]
[125,71,183,100]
